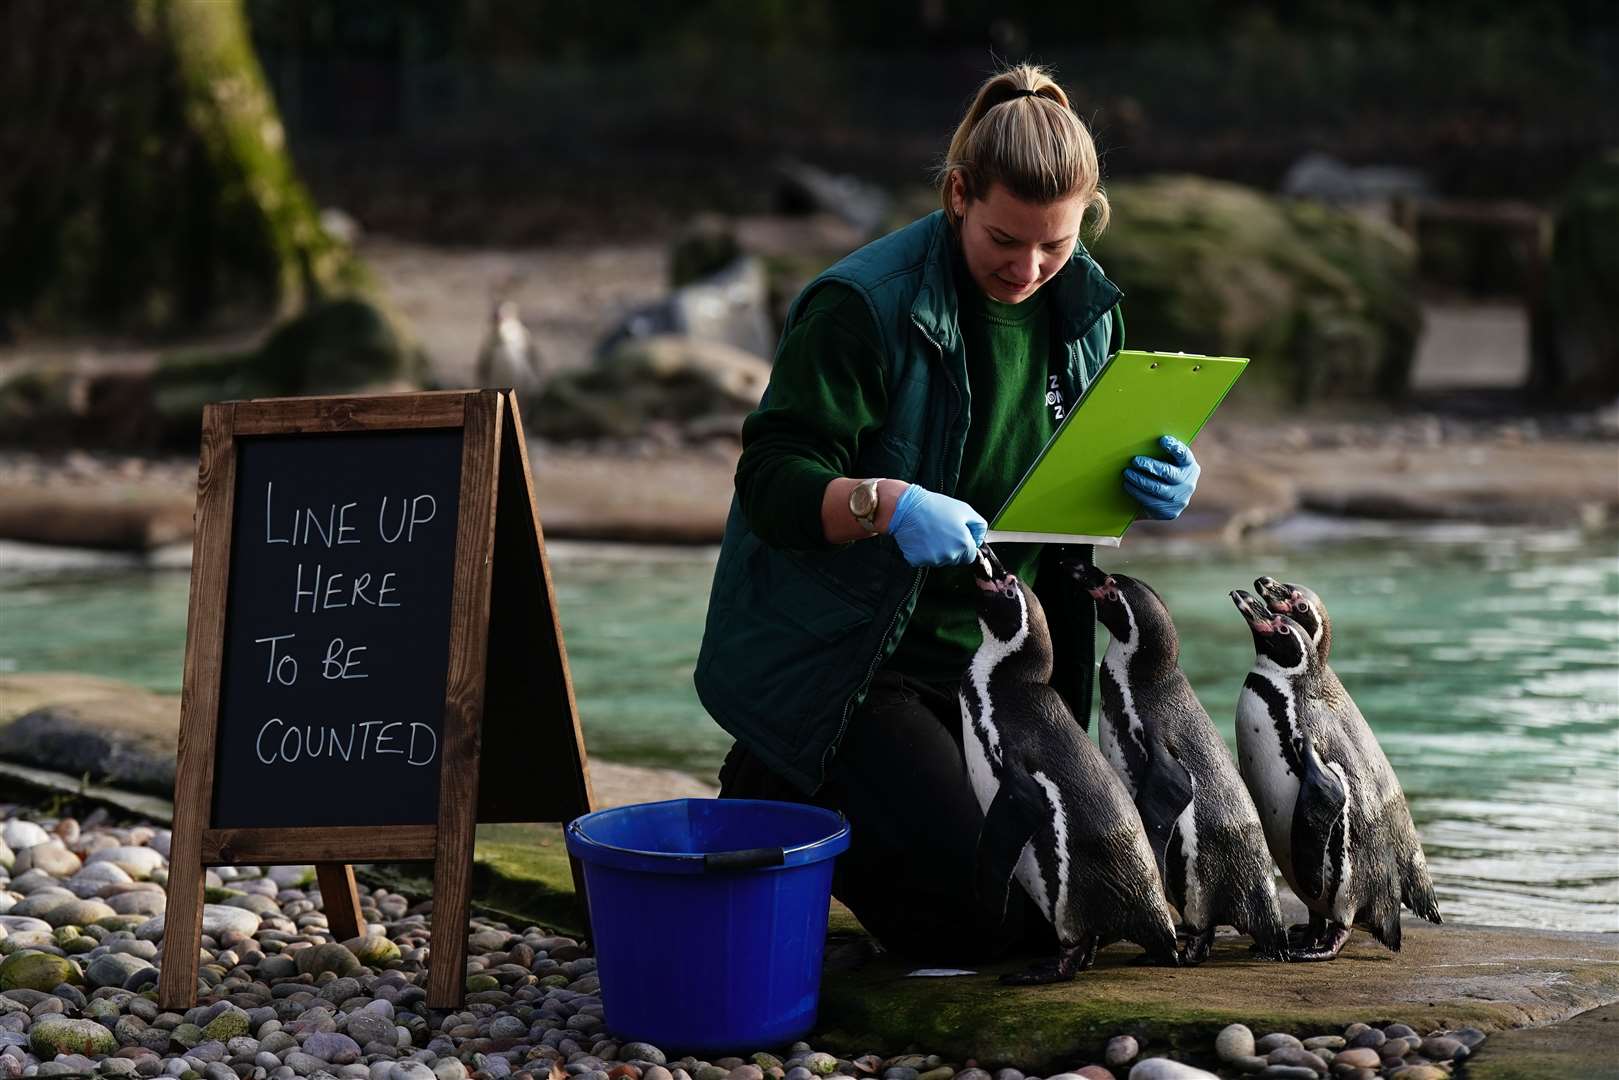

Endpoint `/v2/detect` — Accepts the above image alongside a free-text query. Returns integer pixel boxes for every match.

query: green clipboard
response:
[986,349,1248,546]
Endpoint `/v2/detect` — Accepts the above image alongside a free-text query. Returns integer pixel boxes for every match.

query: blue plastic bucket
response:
[564,798,851,1053]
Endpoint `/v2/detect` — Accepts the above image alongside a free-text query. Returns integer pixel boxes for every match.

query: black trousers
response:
[717,669,1057,964]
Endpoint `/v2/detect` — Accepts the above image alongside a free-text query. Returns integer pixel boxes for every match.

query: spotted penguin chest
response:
[1236,674,1301,882]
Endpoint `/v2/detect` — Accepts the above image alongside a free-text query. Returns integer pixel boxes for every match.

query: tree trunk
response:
[0,0,361,337]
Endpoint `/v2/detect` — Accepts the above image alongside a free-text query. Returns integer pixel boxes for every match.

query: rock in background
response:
[1532,148,1619,402]
[1089,175,1422,403]
[531,336,769,443]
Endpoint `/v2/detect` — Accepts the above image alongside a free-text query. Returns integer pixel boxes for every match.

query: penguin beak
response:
[975,544,1015,593]
[1088,576,1119,602]
[1231,589,1276,633]
[1254,576,1290,610]
[1066,560,1107,591]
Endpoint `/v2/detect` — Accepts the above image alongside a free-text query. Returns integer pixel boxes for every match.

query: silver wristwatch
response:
[849,477,884,534]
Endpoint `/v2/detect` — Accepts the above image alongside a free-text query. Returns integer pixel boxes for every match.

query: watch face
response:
[852,483,878,516]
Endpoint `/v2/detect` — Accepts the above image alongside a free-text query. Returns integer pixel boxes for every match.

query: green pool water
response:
[2,521,1616,933]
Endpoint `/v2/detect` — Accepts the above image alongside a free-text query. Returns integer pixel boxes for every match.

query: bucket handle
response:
[703,847,786,872]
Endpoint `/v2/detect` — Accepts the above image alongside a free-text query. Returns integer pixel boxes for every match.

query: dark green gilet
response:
[695,210,1123,795]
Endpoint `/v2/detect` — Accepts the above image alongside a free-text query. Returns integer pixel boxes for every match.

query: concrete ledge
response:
[353,812,1619,1072]
[815,919,1619,1069]
[1463,1002,1619,1079]
[0,484,194,551]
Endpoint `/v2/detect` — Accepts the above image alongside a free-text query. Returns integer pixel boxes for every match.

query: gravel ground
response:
[0,807,1489,1080]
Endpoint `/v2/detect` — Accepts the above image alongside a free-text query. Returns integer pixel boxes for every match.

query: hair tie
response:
[1007,88,1041,100]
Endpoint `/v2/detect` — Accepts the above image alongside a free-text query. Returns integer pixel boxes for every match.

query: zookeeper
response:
[695,63,1200,962]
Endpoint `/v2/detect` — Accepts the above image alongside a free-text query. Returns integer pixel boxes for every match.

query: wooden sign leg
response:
[426,390,501,1008]
[316,863,365,942]
[157,852,204,1009]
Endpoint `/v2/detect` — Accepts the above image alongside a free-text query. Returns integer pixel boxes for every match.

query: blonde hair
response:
[937,62,1109,238]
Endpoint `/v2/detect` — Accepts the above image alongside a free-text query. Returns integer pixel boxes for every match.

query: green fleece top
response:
[736,253,1058,681]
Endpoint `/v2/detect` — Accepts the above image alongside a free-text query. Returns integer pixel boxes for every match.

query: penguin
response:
[1231,581,1442,961]
[961,546,1180,983]
[1072,564,1288,964]
[476,298,547,407]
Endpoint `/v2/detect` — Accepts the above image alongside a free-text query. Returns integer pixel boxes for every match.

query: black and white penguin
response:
[1231,582,1442,961]
[961,546,1180,983]
[1073,564,1288,964]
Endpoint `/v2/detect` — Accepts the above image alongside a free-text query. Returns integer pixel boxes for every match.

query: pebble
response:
[1378,1039,1411,1059]
[1126,1062,1217,1079]
[1216,1025,1256,1063]
[1104,1036,1138,1068]
[1331,1048,1380,1069]
[1418,1036,1463,1060]
[1263,1047,1324,1073]
[0,808,1516,1080]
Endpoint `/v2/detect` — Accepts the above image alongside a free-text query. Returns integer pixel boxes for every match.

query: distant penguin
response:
[1231,580,1442,961]
[476,298,547,407]
[1074,564,1288,963]
[961,546,1180,982]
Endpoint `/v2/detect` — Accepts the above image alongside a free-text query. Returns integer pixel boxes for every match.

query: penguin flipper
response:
[1290,739,1349,905]
[1136,744,1195,881]
[973,769,1047,922]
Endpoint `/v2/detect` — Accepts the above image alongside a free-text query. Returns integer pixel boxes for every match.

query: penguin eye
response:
[1296,602,1310,614]
[1279,624,1291,635]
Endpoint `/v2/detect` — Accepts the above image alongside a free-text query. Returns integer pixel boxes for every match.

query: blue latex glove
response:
[886,484,987,567]
[1123,435,1201,520]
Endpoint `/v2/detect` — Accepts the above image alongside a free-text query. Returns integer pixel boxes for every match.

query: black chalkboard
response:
[211,428,465,828]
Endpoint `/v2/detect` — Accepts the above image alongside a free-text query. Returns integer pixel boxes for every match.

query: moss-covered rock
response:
[1089,175,1420,403]
[201,1005,251,1043]
[0,950,81,992]
[342,935,402,967]
[1532,149,1619,401]
[151,296,429,442]
[29,1016,118,1058]
[293,942,364,979]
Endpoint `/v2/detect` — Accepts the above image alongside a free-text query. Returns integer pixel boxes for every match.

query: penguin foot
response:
[1247,940,1291,962]
[1178,927,1215,966]
[998,937,1096,985]
[1286,918,1327,948]
[998,958,1075,986]
[1286,923,1352,962]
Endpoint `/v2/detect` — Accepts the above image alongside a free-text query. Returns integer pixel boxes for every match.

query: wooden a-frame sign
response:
[161,390,593,1009]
